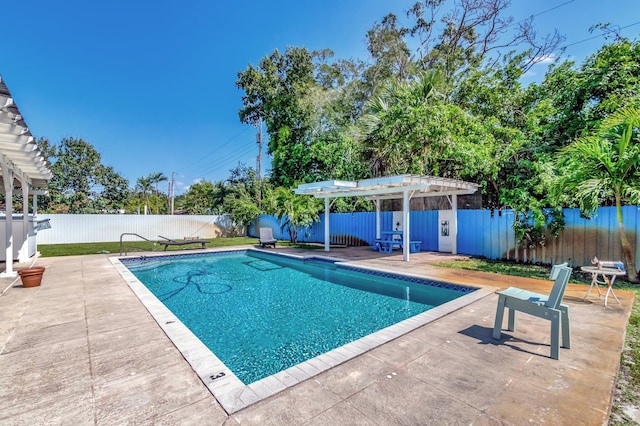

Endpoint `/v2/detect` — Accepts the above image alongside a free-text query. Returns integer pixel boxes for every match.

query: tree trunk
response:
[619,223,638,282]
[287,223,297,244]
[616,200,638,282]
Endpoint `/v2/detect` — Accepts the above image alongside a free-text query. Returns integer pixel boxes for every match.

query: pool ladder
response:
[119,233,157,256]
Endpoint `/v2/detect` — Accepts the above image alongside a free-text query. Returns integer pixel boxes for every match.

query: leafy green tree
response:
[554,106,640,282]
[223,164,263,225]
[149,171,168,213]
[405,0,563,88]
[363,13,412,94]
[181,180,224,214]
[314,55,368,122]
[135,176,152,195]
[224,188,261,229]
[43,137,129,213]
[48,137,101,211]
[95,165,130,212]
[359,71,513,208]
[236,47,317,187]
[298,81,370,186]
[36,137,55,163]
[226,163,259,200]
[533,39,640,151]
[132,176,153,213]
[264,186,321,243]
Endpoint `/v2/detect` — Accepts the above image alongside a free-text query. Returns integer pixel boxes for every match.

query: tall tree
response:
[95,165,130,212]
[149,171,167,214]
[149,171,167,197]
[554,106,640,282]
[263,186,321,243]
[49,138,101,202]
[236,47,317,186]
[364,13,412,95]
[44,137,128,213]
[534,39,640,150]
[406,0,564,87]
[359,70,513,199]
[134,176,152,212]
[181,180,224,214]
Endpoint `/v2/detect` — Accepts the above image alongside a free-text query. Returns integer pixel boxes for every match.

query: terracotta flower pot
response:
[18,267,45,288]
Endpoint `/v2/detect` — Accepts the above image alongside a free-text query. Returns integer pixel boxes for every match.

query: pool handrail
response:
[119,232,157,255]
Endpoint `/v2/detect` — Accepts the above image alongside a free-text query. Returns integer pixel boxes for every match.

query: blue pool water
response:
[122,250,475,384]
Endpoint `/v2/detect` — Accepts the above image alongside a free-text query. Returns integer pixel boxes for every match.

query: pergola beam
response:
[368,188,477,201]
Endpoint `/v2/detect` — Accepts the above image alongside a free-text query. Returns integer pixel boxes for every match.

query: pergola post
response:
[452,194,458,255]
[22,183,29,261]
[403,189,410,262]
[2,161,15,277]
[375,199,381,240]
[324,197,330,252]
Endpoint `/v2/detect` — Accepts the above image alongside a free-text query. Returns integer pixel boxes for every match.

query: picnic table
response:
[373,231,421,254]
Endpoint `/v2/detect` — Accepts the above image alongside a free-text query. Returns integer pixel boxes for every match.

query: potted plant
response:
[17,267,45,288]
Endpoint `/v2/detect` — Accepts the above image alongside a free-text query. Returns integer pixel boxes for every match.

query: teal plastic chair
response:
[492,263,572,360]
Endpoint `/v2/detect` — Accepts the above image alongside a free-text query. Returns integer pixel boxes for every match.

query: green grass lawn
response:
[38,237,323,257]
[434,257,592,284]
[38,237,260,257]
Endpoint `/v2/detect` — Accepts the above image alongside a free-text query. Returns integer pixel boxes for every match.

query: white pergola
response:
[295,175,479,262]
[0,75,52,276]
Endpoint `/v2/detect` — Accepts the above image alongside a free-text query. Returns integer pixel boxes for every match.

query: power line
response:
[173,126,253,176]
[185,142,258,178]
[509,1,575,28]
[175,143,258,194]
[560,20,640,49]
[528,0,575,20]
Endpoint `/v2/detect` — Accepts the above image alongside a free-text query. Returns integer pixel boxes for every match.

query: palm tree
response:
[265,187,320,243]
[149,172,167,214]
[555,106,640,282]
[135,176,153,213]
[360,71,446,176]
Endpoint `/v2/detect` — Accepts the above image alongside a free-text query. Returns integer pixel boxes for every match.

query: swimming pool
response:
[113,249,485,413]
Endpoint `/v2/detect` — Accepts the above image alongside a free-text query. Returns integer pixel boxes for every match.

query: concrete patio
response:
[0,246,634,425]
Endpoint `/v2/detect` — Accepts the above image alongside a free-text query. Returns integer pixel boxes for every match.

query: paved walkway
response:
[0,247,634,425]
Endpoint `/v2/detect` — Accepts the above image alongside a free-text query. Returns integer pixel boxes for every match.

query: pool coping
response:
[110,248,494,414]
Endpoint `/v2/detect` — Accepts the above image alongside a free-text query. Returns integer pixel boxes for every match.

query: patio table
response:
[580,266,626,307]
[373,231,403,253]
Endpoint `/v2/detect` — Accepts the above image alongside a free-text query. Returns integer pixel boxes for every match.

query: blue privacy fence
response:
[250,206,640,267]
[250,211,439,251]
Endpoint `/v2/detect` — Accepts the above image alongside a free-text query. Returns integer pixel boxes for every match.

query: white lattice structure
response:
[0,75,52,276]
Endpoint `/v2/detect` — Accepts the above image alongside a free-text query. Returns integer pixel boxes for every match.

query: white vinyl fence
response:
[36,214,243,244]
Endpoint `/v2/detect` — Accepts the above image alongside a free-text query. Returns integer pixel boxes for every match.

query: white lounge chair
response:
[259,227,277,248]
[492,263,572,360]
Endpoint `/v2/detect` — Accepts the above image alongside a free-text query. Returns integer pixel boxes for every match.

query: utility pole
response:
[256,117,263,208]
[170,172,175,215]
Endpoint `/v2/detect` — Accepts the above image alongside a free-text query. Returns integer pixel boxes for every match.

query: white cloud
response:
[534,54,557,64]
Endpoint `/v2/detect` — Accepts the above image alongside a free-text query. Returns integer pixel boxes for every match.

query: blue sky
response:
[3,0,639,195]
